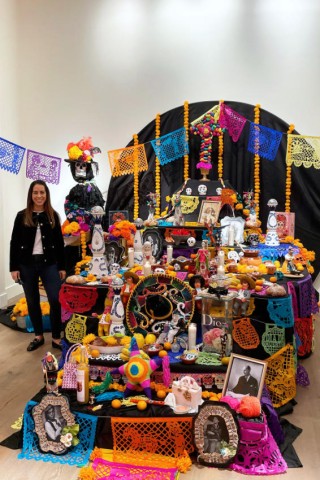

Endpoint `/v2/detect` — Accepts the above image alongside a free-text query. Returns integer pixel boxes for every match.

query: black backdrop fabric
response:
[106,101,320,277]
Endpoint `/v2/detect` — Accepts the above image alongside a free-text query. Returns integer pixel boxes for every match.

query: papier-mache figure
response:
[64,137,105,227]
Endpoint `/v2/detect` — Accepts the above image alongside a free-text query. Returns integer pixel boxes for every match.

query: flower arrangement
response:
[62,219,90,237]
[108,220,136,246]
[11,297,50,321]
[66,136,100,163]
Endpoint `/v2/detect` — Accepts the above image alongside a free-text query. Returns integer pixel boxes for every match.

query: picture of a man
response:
[231,365,259,396]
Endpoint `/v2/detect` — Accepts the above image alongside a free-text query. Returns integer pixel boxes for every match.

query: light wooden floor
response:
[0,318,319,480]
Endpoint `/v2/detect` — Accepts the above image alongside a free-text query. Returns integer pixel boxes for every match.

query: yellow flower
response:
[78,466,96,480]
[82,334,96,346]
[68,145,83,160]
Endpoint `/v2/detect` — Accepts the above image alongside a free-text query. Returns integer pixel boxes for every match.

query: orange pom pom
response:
[238,396,261,418]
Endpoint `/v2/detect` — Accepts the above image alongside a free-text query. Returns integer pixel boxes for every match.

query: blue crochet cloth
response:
[0,137,25,174]
[267,297,294,328]
[18,401,97,466]
[248,123,282,161]
[256,243,299,261]
[150,128,189,165]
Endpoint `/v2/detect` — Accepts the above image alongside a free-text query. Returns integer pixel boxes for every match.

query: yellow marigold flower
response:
[105,336,118,346]
[78,466,96,480]
[82,333,96,345]
[90,447,104,461]
[68,145,83,160]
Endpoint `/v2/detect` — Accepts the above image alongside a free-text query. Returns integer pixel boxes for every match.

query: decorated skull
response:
[198,184,207,196]
[186,187,192,196]
[228,251,240,262]
[187,236,196,247]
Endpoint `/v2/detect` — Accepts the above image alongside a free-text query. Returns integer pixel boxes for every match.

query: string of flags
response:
[1,102,320,183]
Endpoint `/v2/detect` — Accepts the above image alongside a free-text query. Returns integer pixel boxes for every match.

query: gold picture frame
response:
[198,200,221,226]
[222,353,267,400]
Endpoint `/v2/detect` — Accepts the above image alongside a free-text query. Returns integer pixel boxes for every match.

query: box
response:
[276,212,295,239]
[201,293,235,356]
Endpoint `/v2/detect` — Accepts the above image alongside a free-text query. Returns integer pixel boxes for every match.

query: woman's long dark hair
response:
[24,180,56,227]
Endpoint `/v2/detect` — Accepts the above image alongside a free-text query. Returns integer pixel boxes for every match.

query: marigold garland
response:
[155,113,161,216]
[133,133,139,220]
[183,101,189,181]
[253,104,261,217]
[285,123,295,212]
[218,100,224,179]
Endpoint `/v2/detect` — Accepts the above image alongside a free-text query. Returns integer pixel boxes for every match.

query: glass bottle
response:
[76,346,89,404]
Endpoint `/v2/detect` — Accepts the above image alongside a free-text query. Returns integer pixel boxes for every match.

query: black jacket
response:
[10,210,66,272]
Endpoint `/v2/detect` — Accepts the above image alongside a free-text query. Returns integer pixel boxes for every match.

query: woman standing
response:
[10,180,66,351]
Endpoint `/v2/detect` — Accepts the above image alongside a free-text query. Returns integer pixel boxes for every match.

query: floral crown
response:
[65,136,101,163]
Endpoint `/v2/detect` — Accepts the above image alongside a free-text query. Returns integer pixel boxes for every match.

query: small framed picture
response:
[275,212,295,239]
[198,200,221,226]
[222,353,267,400]
[109,210,129,225]
[142,228,163,260]
[32,394,76,454]
[105,240,125,270]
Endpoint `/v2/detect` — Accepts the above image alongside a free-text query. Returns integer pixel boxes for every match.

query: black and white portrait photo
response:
[222,354,267,400]
[142,229,163,260]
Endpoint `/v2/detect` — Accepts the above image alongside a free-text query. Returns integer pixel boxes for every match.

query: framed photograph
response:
[105,240,125,270]
[109,210,129,225]
[193,401,240,467]
[142,228,163,260]
[276,212,295,239]
[32,394,76,454]
[222,353,267,400]
[198,200,221,226]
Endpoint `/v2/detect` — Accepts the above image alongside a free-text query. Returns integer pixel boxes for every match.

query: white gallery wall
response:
[1,0,320,306]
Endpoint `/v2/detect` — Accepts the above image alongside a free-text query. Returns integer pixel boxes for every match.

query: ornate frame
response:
[193,401,240,467]
[198,200,221,226]
[32,394,76,455]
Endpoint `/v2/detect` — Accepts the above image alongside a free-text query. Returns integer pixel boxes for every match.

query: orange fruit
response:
[111,399,122,409]
[163,342,172,351]
[90,349,101,358]
[255,285,263,292]
[137,400,148,411]
[269,276,277,283]
[256,279,264,286]
[158,350,168,357]
[156,389,167,399]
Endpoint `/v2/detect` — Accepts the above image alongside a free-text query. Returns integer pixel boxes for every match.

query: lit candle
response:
[167,245,173,263]
[128,247,134,267]
[143,260,152,276]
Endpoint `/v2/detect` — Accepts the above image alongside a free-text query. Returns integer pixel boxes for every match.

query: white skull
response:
[75,161,87,178]
[187,236,196,247]
[154,267,165,274]
[228,251,240,262]
[216,187,222,195]
[198,184,207,196]
[110,262,120,275]
[186,187,192,196]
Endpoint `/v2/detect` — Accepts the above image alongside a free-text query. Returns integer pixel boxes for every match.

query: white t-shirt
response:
[32,212,44,255]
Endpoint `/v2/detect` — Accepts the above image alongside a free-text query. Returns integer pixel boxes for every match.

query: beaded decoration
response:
[150,128,189,165]
[219,103,247,142]
[267,296,294,328]
[26,149,61,184]
[92,457,178,480]
[248,123,282,161]
[19,400,97,465]
[108,144,148,177]
[261,324,286,356]
[264,344,296,408]
[0,137,25,174]
[232,318,260,350]
[230,413,287,475]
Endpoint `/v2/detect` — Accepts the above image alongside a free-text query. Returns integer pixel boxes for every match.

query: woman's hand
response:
[11,271,20,282]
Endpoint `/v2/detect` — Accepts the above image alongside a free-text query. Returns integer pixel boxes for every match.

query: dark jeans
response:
[20,257,62,338]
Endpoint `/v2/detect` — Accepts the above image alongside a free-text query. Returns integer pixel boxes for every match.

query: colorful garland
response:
[218,100,224,179]
[285,124,295,212]
[183,101,189,181]
[253,104,261,217]
[133,133,139,220]
[155,113,161,216]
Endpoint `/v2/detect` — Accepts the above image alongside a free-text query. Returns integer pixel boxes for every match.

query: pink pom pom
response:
[238,396,261,418]
[220,396,241,411]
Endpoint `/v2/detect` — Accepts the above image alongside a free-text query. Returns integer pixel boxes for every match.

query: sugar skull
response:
[198,184,207,196]
[187,236,196,247]
[186,187,192,196]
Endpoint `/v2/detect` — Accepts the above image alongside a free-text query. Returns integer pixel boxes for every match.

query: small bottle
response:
[76,346,89,404]
[188,323,197,350]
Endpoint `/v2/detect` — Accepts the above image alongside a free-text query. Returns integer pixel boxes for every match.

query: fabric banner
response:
[286,134,320,169]
[26,149,61,184]
[248,123,282,161]
[108,144,148,177]
[219,103,247,142]
[0,137,25,174]
[150,127,189,165]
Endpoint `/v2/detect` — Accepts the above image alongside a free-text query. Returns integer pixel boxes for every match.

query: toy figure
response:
[142,241,156,266]
[121,271,139,309]
[195,240,210,281]
[284,246,300,274]
[233,279,251,317]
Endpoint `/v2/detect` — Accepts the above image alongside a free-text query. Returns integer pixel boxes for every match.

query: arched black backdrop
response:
[106,101,320,277]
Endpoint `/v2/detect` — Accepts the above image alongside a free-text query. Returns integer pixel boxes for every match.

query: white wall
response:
[1,0,320,305]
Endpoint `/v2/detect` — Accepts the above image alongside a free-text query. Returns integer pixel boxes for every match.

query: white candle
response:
[217,249,225,266]
[228,224,235,246]
[217,265,225,275]
[143,260,152,276]
[188,323,197,350]
[128,247,134,267]
[167,245,173,263]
